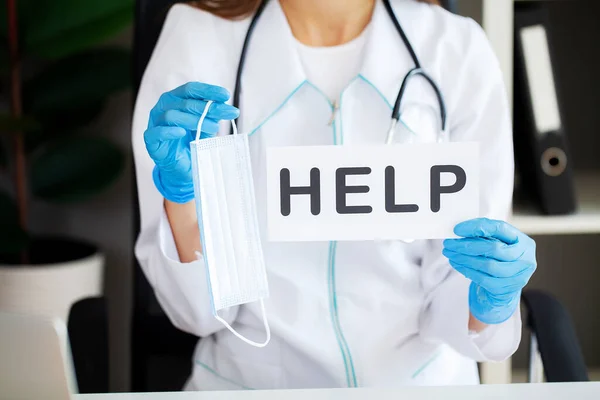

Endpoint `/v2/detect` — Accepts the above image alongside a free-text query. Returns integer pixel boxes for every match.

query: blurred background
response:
[0,0,134,391]
[0,0,598,393]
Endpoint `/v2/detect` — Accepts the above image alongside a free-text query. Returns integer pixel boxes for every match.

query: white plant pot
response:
[0,241,104,324]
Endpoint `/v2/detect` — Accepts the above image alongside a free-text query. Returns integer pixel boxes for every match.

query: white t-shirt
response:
[294,26,370,102]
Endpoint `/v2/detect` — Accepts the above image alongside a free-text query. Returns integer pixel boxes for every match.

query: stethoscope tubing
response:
[230,0,447,139]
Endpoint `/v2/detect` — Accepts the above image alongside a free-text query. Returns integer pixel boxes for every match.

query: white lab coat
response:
[132,0,520,390]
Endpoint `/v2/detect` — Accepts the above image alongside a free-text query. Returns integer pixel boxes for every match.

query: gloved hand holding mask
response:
[146,84,270,348]
[144,82,239,203]
[443,218,537,325]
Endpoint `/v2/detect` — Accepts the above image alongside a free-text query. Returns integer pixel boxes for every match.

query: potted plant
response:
[0,0,133,322]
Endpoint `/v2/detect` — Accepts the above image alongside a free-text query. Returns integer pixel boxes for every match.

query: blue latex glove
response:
[144,82,239,203]
[442,218,537,325]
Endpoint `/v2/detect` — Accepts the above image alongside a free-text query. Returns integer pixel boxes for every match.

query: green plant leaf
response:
[24,48,130,114]
[38,101,105,133]
[31,137,125,203]
[0,191,28,254]
[0,114,41,134]
[24,0,133,59]
[25,101,105,154]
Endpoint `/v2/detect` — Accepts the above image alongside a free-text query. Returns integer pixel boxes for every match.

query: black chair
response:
[68,297,109,393]
[522,290,588,382]
[131,0,587,391]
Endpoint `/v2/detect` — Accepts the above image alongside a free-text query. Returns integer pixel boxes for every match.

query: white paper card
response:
[266,142,480,242]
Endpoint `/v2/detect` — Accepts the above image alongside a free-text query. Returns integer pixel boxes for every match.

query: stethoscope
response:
[230,0,447,144]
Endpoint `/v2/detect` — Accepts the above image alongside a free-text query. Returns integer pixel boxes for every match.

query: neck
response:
[279,0,375,47]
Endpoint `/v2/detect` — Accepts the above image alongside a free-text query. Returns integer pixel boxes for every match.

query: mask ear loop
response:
[195,100,270,348]
[196,100,239,141]
[195,100,213,142]
[215,300,271,348]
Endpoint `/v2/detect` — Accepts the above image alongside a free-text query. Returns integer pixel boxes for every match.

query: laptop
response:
[0,312,78,400]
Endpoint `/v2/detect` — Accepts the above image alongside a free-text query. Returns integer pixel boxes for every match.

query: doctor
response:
[133,0,536,390]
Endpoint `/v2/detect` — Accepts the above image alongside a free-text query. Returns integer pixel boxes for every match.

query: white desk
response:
[77,382,600,400]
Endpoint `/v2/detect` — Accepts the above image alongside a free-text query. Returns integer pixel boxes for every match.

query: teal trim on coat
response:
[195,360,254,390]
[411,351,442,379]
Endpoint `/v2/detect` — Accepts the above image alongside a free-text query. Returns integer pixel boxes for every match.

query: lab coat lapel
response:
[338,0,417,144]
[342,0,438,144]
[239,0,306,133]
[359,0,420,106]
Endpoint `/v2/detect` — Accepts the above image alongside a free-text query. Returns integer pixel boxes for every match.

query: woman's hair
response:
[189,0,440,20]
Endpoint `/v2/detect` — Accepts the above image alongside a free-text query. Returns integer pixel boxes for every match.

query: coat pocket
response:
[409,345,479,386]
[189,352,285,391]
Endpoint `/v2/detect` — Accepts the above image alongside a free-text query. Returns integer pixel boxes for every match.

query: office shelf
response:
[511,172,600,235]
[476,0,600,387]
